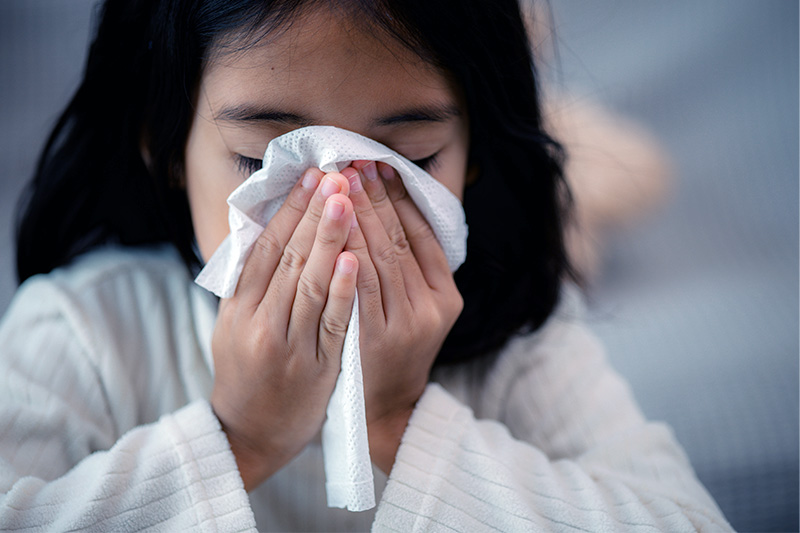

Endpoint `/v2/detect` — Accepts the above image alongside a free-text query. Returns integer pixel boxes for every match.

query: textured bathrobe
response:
[0,246,731,531]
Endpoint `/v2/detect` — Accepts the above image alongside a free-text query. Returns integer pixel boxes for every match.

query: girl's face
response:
[184,7,470,262]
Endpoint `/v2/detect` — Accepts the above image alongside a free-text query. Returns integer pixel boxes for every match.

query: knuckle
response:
[386,181,409,202]
[279,242,307,272]
[408,221,437,244]
[446,293,465,320]
[345,226,368,252]
[252,230,283,260]
[248,326,270,354]
[219,306,239,334]
[418,305,438,328]
[375,242,399,267]
[238,324,278,362]
[319,312,349,340]
[358,270,382,298]
[389,229,412,256]
[315,226,342,249]
[296,275,327,303]
[368,182,390,205]
[438,285,464,318]
[452,292,465,314]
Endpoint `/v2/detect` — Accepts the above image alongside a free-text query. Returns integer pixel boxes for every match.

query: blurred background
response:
[0,1,797,531]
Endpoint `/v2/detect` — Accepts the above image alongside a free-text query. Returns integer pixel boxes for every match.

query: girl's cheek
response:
[184,111,245,261]
[184,160,239,262]
[431,150,468,201]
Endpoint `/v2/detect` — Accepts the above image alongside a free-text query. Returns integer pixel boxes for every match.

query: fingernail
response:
[337,254,356,274]
[301,170,319,190]
[363,161,379,181]
[379,164,395,180]
[351,213,359,229]
[320,177,341,198]
[325,198,345,220]
[345,169,363,193]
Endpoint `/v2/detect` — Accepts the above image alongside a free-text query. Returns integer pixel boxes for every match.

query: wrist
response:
[368,407,414,474]
[212,405,294,492]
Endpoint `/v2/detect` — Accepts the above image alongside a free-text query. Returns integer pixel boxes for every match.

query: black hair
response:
[16,0,574,365]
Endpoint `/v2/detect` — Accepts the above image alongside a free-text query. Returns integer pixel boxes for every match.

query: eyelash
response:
[235,151,440,175]
[410,152,440,171]
[236,155,263,175]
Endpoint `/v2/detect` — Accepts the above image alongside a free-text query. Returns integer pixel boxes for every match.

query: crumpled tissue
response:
[195,125,467,511]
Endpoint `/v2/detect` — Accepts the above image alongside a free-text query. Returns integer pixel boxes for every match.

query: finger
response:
[235,168,323,308]
[377,162,454,291]
[352,162,430,299]
[257,172,350,325]
[317,251,358,363]
[343,205,386,326]
[287,193,354,352]
[355,161,414,268]
[342,163,411,311]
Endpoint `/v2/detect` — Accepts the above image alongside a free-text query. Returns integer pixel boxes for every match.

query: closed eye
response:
[237,152,437,175]
[410,152,439,171]
[236,155,263,175]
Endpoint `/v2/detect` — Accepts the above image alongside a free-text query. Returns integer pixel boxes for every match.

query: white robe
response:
[0,246,731,531]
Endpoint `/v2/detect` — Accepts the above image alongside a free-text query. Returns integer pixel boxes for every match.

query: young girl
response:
[1,0,730,530]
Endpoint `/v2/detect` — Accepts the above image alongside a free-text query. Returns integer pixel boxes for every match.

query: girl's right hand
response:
[210,169,358,492]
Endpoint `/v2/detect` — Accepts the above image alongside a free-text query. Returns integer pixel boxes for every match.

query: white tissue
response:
[195,125,467,511]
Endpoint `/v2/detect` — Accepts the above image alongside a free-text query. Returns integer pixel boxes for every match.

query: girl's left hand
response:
[341,161,464,473]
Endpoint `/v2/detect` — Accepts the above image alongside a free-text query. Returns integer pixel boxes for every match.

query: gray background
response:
[0,1,798,531]
[549,2,798,531]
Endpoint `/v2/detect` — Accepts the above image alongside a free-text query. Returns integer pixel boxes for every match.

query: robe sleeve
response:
[0,278,257,532]
[373,317,732,532]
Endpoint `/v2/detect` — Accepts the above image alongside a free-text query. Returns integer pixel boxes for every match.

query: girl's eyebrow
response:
[214,103,461,127]
[372,104,462,127]
[214,106,314,126]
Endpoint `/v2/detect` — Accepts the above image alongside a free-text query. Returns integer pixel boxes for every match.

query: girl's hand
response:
[210,169,359,491]
[343,161,464,473]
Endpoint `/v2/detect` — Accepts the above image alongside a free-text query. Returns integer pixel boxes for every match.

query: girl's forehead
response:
[199,5,458,126]
[214,11,431,74]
